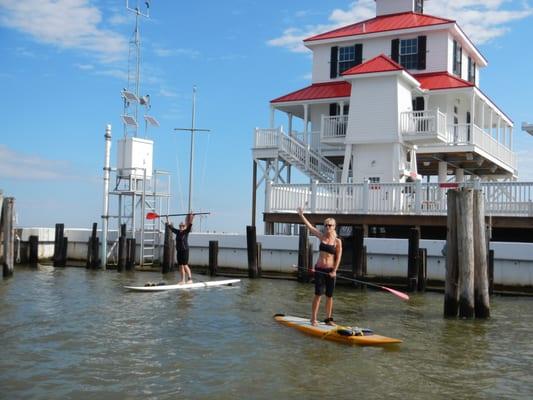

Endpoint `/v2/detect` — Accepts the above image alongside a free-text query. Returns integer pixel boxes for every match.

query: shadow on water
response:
[1,265,532,399]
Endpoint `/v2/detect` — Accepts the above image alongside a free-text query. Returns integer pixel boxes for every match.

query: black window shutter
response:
[391,39,399,63]
[329,103,338,116]
[417,36,426,70]
[354,44,363,66]
[330,46,338,79]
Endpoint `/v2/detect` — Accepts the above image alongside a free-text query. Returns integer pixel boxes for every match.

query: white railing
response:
[472,125,517,171]
[321,115,348,140]
[400,110,447,141]
[254,128,341,182]
[266,181,533,216]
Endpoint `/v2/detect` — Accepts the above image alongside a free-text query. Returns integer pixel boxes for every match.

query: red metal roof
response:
[271,81,351,103]
[342,54,404,76]
[413,72,474,90]
[305,12,454,42]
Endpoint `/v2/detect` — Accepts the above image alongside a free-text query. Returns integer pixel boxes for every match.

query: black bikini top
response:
[319,241,336,255]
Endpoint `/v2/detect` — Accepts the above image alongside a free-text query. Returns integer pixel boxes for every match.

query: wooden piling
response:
[117,224,126,272]
[488,249,494,296]
[61,237,68,267]
[457,188,474,318]
[407,227,420,292]
[351,226,364,285]
[29,235,39,265]
[256,242,262,278]
[473,189,490,318]
[208,240,218,276]
[444,189,459,318]
[86,223,100,269]
[246,225,259,278]
[126,238,136,270]
[53,223,65,268]
[417,248,427,292]
[362,245,367,276]
[297,226,309,283]
[2,197,15,276]
[162,224,172,274]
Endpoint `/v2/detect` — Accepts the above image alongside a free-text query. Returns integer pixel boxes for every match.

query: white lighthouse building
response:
[252,0,528,227]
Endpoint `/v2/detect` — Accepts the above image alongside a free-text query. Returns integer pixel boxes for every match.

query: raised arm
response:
[333,237,343,273]
[297,207,322,238]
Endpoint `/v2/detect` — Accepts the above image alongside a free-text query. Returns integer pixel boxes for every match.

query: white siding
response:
[352,143,403,182]
[346,75,399,144]
[376,0,414,16]
[311,30,449,83]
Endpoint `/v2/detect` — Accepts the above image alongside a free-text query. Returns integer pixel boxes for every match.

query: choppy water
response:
[1,265,532,399]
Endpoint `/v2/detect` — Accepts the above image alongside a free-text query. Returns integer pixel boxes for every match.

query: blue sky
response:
[1,0,533,233]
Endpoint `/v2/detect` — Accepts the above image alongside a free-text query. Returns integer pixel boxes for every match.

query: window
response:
[468,57,476,83]
[415,0,424,13]
[453,40,462,76]
[338,46,356,74]
[400,38,419,69]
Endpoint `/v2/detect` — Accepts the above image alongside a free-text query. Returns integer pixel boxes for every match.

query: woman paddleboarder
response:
[297,207,342,326]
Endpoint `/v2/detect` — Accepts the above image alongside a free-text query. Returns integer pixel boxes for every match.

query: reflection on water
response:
[1,266,532,399]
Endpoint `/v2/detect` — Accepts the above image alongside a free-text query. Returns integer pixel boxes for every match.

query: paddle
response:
[146,212,211,220]
[293,265,410,301]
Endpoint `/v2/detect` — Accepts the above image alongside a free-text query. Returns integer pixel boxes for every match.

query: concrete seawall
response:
[14,227,533,288]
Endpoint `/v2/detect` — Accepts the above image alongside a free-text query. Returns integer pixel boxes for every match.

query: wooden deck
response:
[264,212,533,242]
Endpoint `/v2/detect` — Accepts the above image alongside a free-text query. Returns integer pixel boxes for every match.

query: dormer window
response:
[415,0,424,13]
[330,44,363,78]
[400,38,419,70]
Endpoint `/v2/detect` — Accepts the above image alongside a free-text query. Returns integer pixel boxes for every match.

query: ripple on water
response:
[1,266,532,399]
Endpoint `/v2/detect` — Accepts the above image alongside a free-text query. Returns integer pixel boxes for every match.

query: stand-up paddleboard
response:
[274,314,401,346]
[124,279,241,292]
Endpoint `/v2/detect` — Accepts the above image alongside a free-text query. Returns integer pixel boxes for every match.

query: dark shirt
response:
[169,224,192,252]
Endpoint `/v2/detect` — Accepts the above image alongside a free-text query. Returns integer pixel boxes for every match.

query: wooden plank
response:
[473,190,490,318]
[457,188,474,318]
[444,189,459,318]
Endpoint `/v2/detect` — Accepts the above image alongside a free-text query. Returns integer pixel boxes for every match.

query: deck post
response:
[252,160,258,225]
[407,227,420,292]
[265,180,272,214]
[310,180,317,213]
[362,181,369,213]
[208,240,218,276]
[246,225,259,278]
[29,235,39,265]
[457,188,475,318]
[86,223,100,269]
[444,189,459,317]
[2,197,15,276]
[414,179,422,214]
[473,189,490,318]
[53,223,65,268]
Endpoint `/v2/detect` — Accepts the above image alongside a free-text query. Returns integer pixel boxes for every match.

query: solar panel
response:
[121,115,138,127]
[144,115,160,127]
[122,90,139,103]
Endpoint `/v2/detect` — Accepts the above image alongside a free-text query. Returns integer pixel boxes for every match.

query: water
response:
[1,266,532,399]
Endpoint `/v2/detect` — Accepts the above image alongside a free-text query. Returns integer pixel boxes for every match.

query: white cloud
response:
[0,0,127,63]
[75,63,94,70]
[0,145,70,180]
[153,46,200,59]
[268,0,533,52]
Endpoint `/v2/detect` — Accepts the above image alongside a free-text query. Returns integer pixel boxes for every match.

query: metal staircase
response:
[253,128,340,182]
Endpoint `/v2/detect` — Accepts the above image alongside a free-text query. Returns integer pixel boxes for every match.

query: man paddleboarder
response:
[168,213,195,284]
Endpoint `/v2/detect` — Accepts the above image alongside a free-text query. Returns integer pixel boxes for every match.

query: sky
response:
[1,0,533,234]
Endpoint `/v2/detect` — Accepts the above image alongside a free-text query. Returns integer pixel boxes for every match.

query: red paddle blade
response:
[382,286,410,301]
[146,212,160,220]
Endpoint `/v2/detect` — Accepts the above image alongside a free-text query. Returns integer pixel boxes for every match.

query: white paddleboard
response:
[124,279,241,292]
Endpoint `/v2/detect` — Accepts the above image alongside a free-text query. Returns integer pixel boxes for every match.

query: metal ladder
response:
[142,195,160,266]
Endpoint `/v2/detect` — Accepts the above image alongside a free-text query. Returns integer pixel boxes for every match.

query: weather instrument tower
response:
[101,1,170,269]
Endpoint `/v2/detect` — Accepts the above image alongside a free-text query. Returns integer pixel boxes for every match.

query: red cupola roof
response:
[271,81,351,103]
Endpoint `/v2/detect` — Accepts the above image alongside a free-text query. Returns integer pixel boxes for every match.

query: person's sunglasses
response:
[325,224,334,227]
